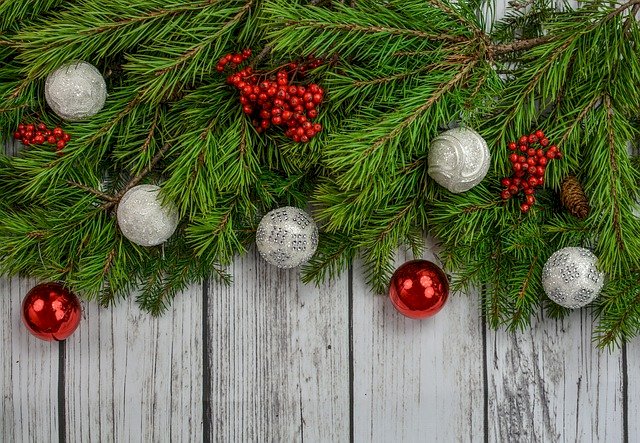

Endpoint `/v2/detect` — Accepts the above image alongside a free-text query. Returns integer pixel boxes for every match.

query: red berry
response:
[312,93,323,103]
[501,178,511,187]
[521,162,529,171]
[540,138,549,147]
[47,136,57,144]
[527,157,536,167]
[282,111,293,121]
[546,151,556,159]
[508,142,517,151]
[536,166,545,176]
[24,131,34,139]
[528,177,538,186]
[243,105,253,114]
[509,153,518,163]
[33,135,45,144]
[538,157,547,166]
[535,130,545,139]
[303,92,313,103]
[520,203,530,213]
[513,163,522,172]
[513,178,522,186]
[526,194,536,205]
[26,124,35,132]
[53,127,63,137]
[519,145,527,152]
[549,145,558,152]
[13,131,21,139]
[313,123,322,132]
[216,65,225,72]
[56,140,66,149]
[308,109,318,118]
[509,185,519,195]
[37,123,47,131]
[536,149,544,157]
[272,116,283,125]
[527,148,536,157]
[300,135,309,143]
[519,136,528,145]
[501,190,511,200]
[524,188,535,195]
[528,134,538,143]
[18,123,25,131]
[242,48,252,57]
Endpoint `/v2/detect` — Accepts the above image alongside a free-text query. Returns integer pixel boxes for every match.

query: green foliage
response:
[0,0,639,346]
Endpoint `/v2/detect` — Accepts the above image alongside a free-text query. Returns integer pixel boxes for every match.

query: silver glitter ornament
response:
[542,247,605,309]
[256,206,319,269]
[45,62,107,121]
[116,185,179,247]
[427,127,490,193]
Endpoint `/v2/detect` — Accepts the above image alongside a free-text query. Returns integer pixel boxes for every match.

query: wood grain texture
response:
[64,285,203,441]
[0,277,60,442]
[487,310,624,442]
[206,248,350,441]
[352,241,485,442]
[626,341,639,443]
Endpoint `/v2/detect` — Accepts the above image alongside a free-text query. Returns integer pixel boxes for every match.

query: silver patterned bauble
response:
[542,247,605,309]
[256,206,319,268]
[427,127,491,193]
[45,62,107,121]
[116,185,179,247]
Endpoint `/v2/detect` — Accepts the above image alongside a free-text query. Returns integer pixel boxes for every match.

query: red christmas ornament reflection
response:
[388,260,449,319]
[21,282,81,341]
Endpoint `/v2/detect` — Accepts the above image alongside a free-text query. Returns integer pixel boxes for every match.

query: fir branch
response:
[153,0,253,77]
[603,94,624,250]
[103,142,172,210]
[364,60,476,157]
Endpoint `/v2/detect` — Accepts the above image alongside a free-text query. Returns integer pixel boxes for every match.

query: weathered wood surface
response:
[64,285,204,441]
[352,246,485,443]
[206,248,350,441]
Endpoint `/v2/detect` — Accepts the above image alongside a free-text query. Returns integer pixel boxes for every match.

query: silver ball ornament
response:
[45,62,107,121]
[116,185,179,247]
[542,247,605,309]
[256,206,319,269]
[427,127,490,193]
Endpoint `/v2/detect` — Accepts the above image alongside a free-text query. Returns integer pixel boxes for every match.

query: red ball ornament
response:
[21,283,81,341]
[388,260,449,319]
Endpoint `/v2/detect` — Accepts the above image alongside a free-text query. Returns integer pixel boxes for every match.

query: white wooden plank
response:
[207,248,350,441]
[352,240,485,442]
[64,285,203,441]
[0,277,60,442]
[487,310,624,442]
[625,340,640,442]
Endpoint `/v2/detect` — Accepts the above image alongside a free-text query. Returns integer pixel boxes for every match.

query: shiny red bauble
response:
[388,260,449,319]
[21,282,81,341]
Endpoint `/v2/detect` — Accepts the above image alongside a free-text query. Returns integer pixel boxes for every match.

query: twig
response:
[489,36,554,57]
[249,45,273,68]
[623,3,640,33]
[68,181,116,201]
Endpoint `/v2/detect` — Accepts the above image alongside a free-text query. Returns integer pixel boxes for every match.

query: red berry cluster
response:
[500,130,561,213]
[14,122,71,153]
[216,49,252,72]
[220,50,325,143]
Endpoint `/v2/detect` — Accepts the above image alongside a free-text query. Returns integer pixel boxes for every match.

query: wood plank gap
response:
[481,285,489,443]
[202,278,212,443]
[348,265,354,443]
[58,340,66,443]
[622,341,629,443]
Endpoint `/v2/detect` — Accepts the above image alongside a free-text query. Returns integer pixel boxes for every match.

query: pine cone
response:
[561,176,590,219]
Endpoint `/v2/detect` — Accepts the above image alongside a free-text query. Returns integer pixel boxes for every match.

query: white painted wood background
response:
[1,1,638,441]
